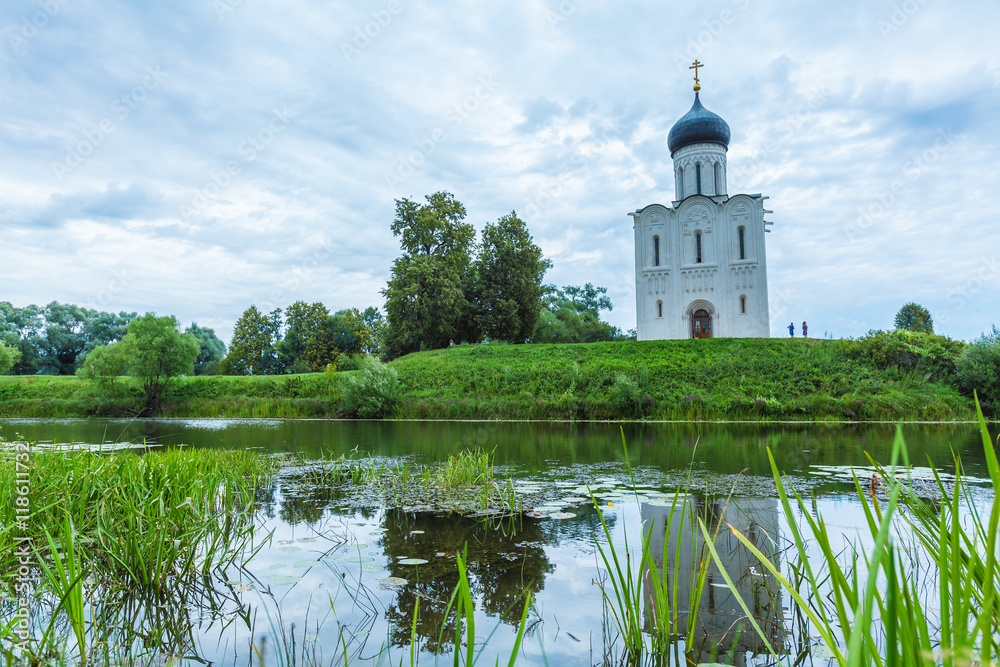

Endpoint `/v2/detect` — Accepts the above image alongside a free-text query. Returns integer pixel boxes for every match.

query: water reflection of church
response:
[642,496,784,664]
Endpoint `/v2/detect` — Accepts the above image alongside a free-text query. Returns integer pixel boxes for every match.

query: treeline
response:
[219,303,385,375]
[0,301,225,376]
[382,191,627,358]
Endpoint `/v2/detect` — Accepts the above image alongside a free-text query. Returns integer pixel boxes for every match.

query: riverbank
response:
[0,336,981,421]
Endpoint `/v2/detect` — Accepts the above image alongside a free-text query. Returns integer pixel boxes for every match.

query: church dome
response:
[667,93,731,154]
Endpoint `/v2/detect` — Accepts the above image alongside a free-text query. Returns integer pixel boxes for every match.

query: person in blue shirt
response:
[788,322,795,337]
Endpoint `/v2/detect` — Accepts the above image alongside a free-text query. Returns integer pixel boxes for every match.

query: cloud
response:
[0,0,998,344]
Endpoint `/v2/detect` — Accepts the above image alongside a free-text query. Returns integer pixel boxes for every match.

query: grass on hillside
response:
[0,337,980,421]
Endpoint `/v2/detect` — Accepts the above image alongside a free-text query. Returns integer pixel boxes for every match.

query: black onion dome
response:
[667,93,731,154]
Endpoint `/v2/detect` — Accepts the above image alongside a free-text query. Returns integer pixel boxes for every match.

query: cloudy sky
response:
[1,0,998,344]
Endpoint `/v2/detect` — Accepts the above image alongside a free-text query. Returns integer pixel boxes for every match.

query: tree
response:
[475,212,551,343]
[957,325,1000,410]
[278,301,330,373]
[383,192,475,357]
[185,323,227,375]
[37,301,89,374]
[0,341,20,375]
[0,302,43,374]
[118,314,200,413]
[533,283,618,343]
[894,302,934,334]
[75,342,129,396]
[222,306,283,375]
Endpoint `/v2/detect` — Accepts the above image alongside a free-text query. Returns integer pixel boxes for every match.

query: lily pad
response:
[341,556,374,563]
[548,512,576,520]
[268,563,285,570]
[297,537,318,543]
[279,546,302,553]
[379,576,408,586]
[398,558,428,565]
[265,575,302,585]
[410,530,425,535]
[360,564,384,573]
[292,560,317,568]
[234,584,253,593]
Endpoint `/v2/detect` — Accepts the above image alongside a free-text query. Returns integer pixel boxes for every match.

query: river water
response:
[1,418,993,666]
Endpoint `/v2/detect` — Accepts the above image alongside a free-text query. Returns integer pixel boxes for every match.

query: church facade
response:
[631,71,772,340]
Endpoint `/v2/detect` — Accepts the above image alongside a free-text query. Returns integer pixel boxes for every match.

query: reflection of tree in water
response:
[276,478,346,525]
[379,510,553,653]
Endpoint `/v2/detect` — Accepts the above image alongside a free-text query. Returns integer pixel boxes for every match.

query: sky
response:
[1,0,998,344]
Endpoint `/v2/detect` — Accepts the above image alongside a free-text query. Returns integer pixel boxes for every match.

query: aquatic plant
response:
[0,443,277,663]
[715,396,1000,664]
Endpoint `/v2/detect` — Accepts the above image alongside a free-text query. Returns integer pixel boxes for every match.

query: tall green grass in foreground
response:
[587,402,1000,665]
[715,397,1000,665]
[0,444,277,664]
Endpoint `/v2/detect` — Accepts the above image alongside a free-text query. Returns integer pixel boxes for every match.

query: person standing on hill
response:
[802,321,808,337]
[788,322,795,337]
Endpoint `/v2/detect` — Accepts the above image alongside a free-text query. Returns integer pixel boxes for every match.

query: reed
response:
[714,396,1000,665]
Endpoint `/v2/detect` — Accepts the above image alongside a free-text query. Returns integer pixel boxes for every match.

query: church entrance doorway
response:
[692,309,711,338]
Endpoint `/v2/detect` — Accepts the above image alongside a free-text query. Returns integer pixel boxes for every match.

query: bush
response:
[342,355,401,418]
[607,373,641,418]
[957,326,1000,411]
[846,329,964,382]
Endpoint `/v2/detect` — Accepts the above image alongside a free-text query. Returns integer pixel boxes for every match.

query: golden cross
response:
[689,60,704,84]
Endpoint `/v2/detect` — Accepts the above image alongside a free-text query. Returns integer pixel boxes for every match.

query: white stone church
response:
[631,69,772,340]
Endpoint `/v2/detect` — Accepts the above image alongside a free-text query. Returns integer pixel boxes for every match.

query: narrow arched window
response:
[657,300,663,318]
[653,236,660,267]
[740,295,747,314]
[695,231,702,264]
[677,167,684,199]
[696,164,702,194]
[738,226,746,260]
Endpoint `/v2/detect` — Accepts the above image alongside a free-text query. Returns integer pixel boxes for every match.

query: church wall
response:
[632,193,770,340]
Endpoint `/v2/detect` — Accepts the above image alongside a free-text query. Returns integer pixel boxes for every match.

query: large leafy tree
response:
[79,315,199,413]
[383,192,475,357]
[185,323,227,375]
[222,306,283,375]
[475,212,550,343]
[278,301,330,372]
[0,302,43,374]
[894,302,934,334]
[37,301,89,375]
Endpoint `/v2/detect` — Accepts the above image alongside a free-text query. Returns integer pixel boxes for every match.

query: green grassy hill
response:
[0,336,978,421]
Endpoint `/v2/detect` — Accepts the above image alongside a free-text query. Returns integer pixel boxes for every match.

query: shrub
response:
[342,355,401,418]
[846,329,964,382]
[607,373,641,417]
[957,326,1000,411]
